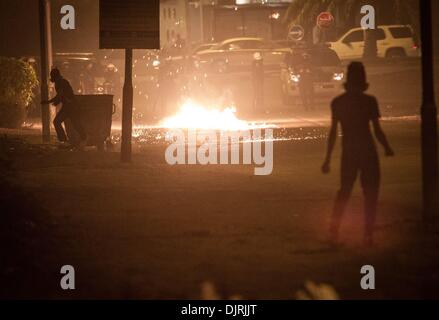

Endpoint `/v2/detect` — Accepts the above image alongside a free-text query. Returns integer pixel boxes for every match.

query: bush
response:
[0,57,38,128]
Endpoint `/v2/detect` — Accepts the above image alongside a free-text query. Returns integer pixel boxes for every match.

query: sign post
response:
[314,12,334,44]
[38,0,51,143]
[288,25,305,42]
[121,49,133,162]
[316,12,334,29]
[99,0,160,162]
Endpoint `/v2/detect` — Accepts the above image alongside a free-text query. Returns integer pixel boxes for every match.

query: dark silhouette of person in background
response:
[41,68,87,147]
[60,61,80,93]
[322,62,394,246]
[252,52,264,111]
[81,62,96,94]
[157,60,176,117]
[298,52,314,110]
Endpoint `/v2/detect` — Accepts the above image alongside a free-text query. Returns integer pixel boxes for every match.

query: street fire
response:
[161,100,261,131]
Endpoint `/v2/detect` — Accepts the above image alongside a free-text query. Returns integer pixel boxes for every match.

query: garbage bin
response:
[65,94,116,151]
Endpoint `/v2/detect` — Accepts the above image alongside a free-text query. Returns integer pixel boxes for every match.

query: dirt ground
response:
[1,119,439,300]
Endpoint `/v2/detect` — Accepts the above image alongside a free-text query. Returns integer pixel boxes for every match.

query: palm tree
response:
[284,0,419,60]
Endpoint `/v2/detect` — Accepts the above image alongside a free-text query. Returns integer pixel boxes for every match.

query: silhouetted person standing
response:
[322,62,394,246]
[298,53,314,110]
[41,68,87,147]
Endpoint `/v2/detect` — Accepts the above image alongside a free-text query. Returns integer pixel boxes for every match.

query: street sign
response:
[99,0,160,162]
[99,0,160,49]
[288,25,305,41]
[317,12,334,29]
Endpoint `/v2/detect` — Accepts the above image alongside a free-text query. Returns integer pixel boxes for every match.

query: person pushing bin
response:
[41,68,87,148]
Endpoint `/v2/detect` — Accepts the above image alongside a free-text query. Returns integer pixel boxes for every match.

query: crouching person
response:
[41,68,87,149]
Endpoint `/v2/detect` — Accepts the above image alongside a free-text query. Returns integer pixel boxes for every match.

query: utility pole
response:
[420,0,438,222]
[45,0,53,79]
[121,49,134,163]
[38,0,51,142]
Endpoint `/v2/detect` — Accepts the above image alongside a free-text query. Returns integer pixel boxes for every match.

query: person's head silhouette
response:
[344,62,369,92]
[50,68,62,83]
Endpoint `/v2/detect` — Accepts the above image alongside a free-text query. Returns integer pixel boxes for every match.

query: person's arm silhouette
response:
[372,119,394,156]
[41,85,62,106]
[369,96,394,157]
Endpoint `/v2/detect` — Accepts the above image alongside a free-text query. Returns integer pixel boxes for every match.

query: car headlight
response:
[290,74,301,83]
[333,72,344,81]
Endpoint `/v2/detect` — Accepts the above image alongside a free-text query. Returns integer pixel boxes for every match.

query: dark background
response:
[0,0,99,57]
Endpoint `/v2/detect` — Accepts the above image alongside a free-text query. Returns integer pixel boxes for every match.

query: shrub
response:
[0,57,38,128]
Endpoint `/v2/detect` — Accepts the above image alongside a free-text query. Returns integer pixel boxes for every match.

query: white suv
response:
[328,25,419,61]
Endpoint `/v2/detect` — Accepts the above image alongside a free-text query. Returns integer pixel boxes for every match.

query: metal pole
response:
[121,48,134,163]
[45,0,53,72]
[38,0,51,142]
[45,0,55,125]
[420,0,438,222]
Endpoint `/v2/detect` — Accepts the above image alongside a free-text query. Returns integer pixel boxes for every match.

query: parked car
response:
[327,25,420,61]
[194,37,289,73]
[191,42,218,55]
[280,45,344,105]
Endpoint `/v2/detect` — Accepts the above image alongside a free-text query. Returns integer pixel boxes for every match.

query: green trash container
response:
[65,94,116,150]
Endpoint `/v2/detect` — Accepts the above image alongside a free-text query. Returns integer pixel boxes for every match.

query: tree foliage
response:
[0,57,38,128]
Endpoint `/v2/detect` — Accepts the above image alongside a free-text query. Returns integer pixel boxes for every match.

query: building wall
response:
[211,4,289,41]
[160,0,187,47]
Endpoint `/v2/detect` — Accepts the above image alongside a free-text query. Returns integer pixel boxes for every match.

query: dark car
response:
[280,45,344,105]
[194,37,290,73]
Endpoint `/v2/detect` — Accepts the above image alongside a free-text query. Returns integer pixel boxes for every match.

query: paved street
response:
[2,60,439,299]
[2,118,439,299]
